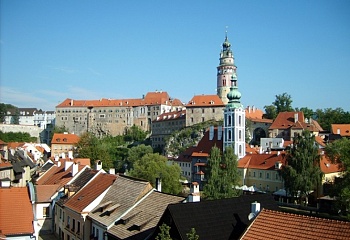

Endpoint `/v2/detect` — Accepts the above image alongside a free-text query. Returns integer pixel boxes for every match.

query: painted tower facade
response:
[217,32,237,105]
[223,74,245,159]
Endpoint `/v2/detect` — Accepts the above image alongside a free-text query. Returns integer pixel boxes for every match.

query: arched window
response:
[228,115,231,126]
[228,130,232,140]
[239,130,242,140]
[239,116,242,126]
[239,145,242,154]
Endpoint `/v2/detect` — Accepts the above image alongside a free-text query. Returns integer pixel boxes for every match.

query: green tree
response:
[0,103,17,123]
[204,146,241,200]
[273,92,294,113]
[314,108,350,131]
[156,223,172,240]
[129,153,182,194]
[186,228,199,240]
[0,131,37,142]
[325,138,350,218]
[263,104,277,119]
[127,144,153,168]
[295,107,314,120]
[75,132,114,169]
[50,125,69,140]
[11,108,20,124]
[124,125,148,142]
[280,131,323,204]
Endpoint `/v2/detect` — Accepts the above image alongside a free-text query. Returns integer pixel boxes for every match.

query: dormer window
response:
[56,138,60,142]
[63,138,67,142]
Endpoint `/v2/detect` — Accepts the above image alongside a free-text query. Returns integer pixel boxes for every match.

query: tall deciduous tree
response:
[325,138,350,218]
[127,144,153,168]
[280,131,323,204]
[263,104,277,120]
[273,92,294,113]
[314,108,350,131]
[204,146,240,200]
[129,153,182,194]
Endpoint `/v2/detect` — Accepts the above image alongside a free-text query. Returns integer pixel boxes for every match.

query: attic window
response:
[56,138,60,142]
[63,138,67,142]
[346,130,349,133]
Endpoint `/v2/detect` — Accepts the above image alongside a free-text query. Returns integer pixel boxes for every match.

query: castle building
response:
[217,32,237,105]
[223,74,246,159]
[55,91,183,137]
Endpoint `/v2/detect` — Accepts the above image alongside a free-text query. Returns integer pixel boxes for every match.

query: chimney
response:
[68,151,73,159]
[337,128,341,134]
[95,160,102,171]
[251,201,261,214]
[155,177,162,192]
[109,168,115,175]
[57,160,61,167]
[0,178,11,188]
[294,113,298,123]
[61,152,66,159]
[188,182,200,202]
[55,156,59,162]
[71,162,78,176]
[65,160,74,171]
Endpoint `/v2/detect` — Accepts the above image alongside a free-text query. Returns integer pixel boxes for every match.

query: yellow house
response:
[237,152,286,193]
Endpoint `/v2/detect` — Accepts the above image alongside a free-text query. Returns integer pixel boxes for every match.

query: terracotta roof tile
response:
[241,209,350,240]
[0,161,12,169]
[64,173,117,213]
[269,112,305,130]
[320,154,343,174]
[7,142,25,149]
[51,133,80,144]
[331,124,350,136]
[238,153,286,170]
[35,184,61,202]
[0,187,34,236]
[245,106,264,119]
[185,95,224,107]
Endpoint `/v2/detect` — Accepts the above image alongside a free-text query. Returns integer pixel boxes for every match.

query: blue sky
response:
[1,0,350,111]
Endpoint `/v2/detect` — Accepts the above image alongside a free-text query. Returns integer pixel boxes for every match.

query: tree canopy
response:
[129,153,182,195]
[0,131,37,143]
[264,92,293,119]
[325,137,350,218]
[280,131,323,203]
[204,146,241,200]
[0,103,18,123]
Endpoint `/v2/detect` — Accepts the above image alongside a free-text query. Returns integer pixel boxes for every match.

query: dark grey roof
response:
[153,194,280,240]
[70,168,98,189]
[41,162,54,172]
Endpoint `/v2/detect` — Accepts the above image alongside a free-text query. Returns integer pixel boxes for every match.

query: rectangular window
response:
[72,219,75,231]
[99,114,105,118]
[266,173,270,179]
[43,207,50,217]
[259,172,262,178]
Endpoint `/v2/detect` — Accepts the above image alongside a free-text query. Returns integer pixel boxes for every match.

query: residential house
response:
[51,132,80,158]
[151,109,186,151]
[35,158,91,236]
[106,190,185,240]
[55,91,183,137]
[0,139,8,159]
[268,111,323,140]
[151,194,280,240]
[240,209,350,239]
[185,95,224,127]
[0,159,12,186]
[0,186,35,239]
[237,153,286,193]
[57,173,117,240]
[331,124,350,138]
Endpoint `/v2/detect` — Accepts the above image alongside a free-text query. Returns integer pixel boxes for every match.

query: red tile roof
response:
[331,124,350,136]
[7,142,25,149]
[185,95,224,107]
[51,133,80,144]
[0,187,34,236]
[0,140,7,145]
[241,209,350,239]
[320,154,343,174]
[245,106,264,119]
[35,184,61,202]
[238,153,286,170]
[191,127,223,157]
[35,160,86,187]
[269,112,305,130]
[0,161,12,169]
[64,173,117,213]
[56,91,183,108]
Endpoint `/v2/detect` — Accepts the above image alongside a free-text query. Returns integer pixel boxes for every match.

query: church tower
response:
[217,31,237,105]
[223,73,245,159]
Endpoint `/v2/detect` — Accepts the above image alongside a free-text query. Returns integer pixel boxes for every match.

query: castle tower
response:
[217,31,237,105]
[223,73,245,159]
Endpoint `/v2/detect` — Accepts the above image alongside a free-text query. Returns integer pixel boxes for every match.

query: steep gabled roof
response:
[64,173,117,213]
[107,191,185,240]
[240,209,350,239]
[154,194,279,240]
[0,187,34,236]
[320,154,343,174]
[238,153,286,170]
[331,124,350,136]
[269,111,305,130]
[35,184,61,202]
[185,95,224,107]
[51,133,80,144]
[191,127,223,157]
[89,175,153,227]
